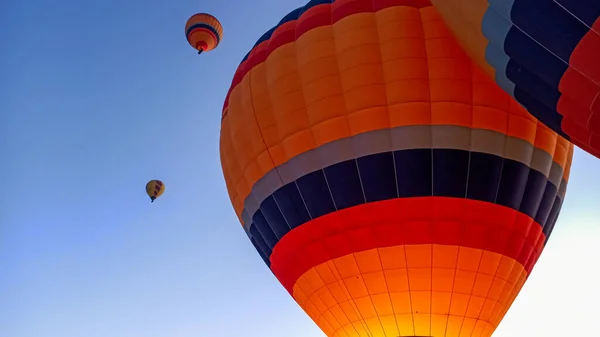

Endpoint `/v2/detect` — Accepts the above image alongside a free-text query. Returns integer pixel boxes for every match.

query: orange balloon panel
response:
[219,1,574,336]
[293,245,527,337]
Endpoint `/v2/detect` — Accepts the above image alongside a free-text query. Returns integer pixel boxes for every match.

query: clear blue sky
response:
[1,1,599,336]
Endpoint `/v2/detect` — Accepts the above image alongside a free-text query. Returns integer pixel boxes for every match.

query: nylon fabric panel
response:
[430,0,600,158]
[240,125,571,231]
[219,3,572,222]
[272,198,539,337]
[246,147,569,262]
[291,245,526,337]
[271,198,547,293]
[218,2,575,337]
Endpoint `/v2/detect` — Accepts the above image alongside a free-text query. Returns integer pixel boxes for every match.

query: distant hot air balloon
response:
[430,0,600,159]
[146,180,165,203]
[185,13,223,54]
[219,1,573,336]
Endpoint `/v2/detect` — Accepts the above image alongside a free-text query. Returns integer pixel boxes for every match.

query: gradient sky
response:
[2,0,600,336]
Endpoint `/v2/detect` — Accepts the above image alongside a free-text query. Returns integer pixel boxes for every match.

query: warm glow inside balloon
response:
[185,13,223,54]
[430,0,600,159]
[219,1,574,336]
[145,180,165,203]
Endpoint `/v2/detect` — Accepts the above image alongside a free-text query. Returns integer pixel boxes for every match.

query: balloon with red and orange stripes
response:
[219,1,573,336]
[185,13,223,54]
[430,0,600,159]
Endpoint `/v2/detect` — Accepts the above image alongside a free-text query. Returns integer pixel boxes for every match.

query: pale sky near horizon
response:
[2,0,599,336]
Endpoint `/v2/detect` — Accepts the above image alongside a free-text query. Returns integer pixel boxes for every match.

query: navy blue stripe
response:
[186,23,221,43]
[510,0,590,63]
[247,149,564,260]
[554,0,600,30]
[501,31,569,138]
[251,238,271,266]
[496,0,598,140]
[504,29,568,92]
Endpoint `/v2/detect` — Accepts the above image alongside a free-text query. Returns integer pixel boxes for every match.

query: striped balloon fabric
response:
[431,0,600,158]
[185,13,223,54]
[219,1,574,336]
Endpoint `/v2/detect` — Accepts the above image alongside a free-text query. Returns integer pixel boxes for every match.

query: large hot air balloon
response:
[185,13,223,54]
[219,1,573,336]
[146,180,165,203]
[429,0,600,159]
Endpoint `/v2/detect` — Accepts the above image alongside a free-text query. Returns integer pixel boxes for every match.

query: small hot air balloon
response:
[185,13,223,54]
[145,180,165,203]
[430,0,600,159]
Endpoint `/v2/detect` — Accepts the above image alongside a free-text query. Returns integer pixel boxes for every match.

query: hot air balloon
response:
[146,180,165,203]
[219,1,573,336]
[429,0,600,159]
[185,13,223,54]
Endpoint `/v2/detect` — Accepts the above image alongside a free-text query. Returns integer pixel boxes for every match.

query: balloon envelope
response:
[219,1,573,336]
[145,179,165,202]
[185,13,223,53]
[430,0,600,159]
